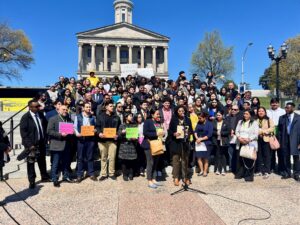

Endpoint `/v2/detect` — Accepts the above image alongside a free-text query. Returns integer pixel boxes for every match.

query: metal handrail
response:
[1,103,29,154]
[2,105,28,125]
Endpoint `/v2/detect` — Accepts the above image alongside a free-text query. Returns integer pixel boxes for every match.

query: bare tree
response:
[191,30,234,84]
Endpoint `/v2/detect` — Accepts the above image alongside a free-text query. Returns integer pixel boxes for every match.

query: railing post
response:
[10,119,15,155]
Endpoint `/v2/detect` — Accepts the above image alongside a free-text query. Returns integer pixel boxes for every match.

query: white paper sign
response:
[196,142,207,152]
[121,64,138,78]
[137,68,154,79]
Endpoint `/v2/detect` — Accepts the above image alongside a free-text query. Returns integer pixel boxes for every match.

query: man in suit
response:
[92,86,104,106]
[278,102,300,181]
[47,104,74,187]
[20,100,50,189]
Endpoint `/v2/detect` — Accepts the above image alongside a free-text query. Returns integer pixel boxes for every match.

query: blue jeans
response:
[51,148,70,182]
[77,140,95,177]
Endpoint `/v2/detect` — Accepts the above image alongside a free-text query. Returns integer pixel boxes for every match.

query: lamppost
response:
[240,42,253,93]
[267,42,288,100]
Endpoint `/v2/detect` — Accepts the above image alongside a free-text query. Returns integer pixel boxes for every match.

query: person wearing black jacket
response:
[20,100,50,189]
[213,111,230,175]
[168,106,193,186]
[133,85,147,110]
[0,122,11,181]
[141,108,165,189]
[96,100,121,181]
[225,104,243,173]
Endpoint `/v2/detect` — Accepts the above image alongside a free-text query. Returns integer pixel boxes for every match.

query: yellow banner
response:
[0,98,30,112]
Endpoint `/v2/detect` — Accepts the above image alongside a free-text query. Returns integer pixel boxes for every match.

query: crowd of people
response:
[9,71,300,189]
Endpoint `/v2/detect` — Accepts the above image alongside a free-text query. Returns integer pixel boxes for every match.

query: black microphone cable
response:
[202,192,271,225]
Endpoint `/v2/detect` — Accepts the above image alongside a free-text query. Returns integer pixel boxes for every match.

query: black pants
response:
[256,138,271,174]
[235,149,255,181]
[121,159,135,177]
[27,145,48,183]
[144,150,160,180]
[136,144,146,174]
[271,150,284,173]
[215,141,227,173]
[281,136,300,177]
[282,154,300,177]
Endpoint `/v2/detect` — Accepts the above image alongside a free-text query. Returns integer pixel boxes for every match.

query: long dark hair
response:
[257,107,269,120]
[242,109,254,127]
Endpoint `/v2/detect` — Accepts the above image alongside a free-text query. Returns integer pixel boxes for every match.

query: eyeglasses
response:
[232,109,238,111]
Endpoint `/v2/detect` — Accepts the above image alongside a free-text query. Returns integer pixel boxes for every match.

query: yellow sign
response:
[0,98,30,112]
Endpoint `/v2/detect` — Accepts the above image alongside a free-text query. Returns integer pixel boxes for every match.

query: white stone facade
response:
[76,0,169,79]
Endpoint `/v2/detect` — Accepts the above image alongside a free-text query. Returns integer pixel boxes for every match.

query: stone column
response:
[140,46,145,68]
[78,43,83,72]
[128,45,133,64]
[152,46,157,72]
[164,46,168,73]
[91,43,96,71]
[116,44,121,72]
[103,44,108,71]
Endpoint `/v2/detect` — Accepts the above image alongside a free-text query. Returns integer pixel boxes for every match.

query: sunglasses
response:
[232,109,238,111]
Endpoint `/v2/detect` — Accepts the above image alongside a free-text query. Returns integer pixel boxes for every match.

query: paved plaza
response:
[1,150,300,225]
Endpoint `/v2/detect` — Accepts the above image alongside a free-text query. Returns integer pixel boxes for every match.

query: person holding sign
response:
[47,105,74,187]
[142,109,165,189]
[96,101,121,181]
[194,112,213,177]
[117,113,138,181]
[73,102,97,183]
[168,106,193,186]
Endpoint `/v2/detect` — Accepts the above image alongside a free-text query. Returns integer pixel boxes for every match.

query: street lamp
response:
[241,42,253,93]
[267,42,288,100]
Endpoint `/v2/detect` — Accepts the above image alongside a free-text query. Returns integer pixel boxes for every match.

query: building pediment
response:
[77,23,169,41]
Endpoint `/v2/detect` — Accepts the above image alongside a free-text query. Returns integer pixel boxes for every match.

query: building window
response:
[121,50,128,59]
[138,51,141,59]
[156,51,160,60]
[87,48,91,58]
[122,13,126,22]
[108,50,111,59]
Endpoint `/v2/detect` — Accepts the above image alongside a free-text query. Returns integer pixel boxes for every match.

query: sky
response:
[0,0,300,89]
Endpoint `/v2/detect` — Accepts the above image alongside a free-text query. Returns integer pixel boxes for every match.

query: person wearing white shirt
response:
[266,98,285,173]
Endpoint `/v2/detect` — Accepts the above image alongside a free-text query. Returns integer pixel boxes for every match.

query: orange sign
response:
[81,126,95,137]
[103,128,117,138]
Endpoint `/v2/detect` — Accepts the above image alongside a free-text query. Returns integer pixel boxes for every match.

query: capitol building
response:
[76,0,170,79]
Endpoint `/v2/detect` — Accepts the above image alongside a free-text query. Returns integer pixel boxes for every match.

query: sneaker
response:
[263,174,269,179]
[154,181,163,186]
[221,172,226,176]
[148,183,157,189]
[197,172,203,176]
[215,171,220,175]
[123,176,129,181]
[254,172,262,176]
